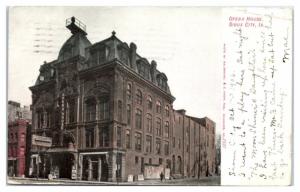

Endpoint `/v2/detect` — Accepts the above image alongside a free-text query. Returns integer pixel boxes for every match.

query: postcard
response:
[6,6,292,186]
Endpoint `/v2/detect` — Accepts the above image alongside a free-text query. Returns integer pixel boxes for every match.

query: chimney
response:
[150,60,157,83]
[129,42,137,71]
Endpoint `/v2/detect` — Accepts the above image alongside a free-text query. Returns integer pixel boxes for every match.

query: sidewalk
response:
[7,176,220,186]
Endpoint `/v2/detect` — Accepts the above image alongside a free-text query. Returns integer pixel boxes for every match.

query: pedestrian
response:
[160,172,164,182]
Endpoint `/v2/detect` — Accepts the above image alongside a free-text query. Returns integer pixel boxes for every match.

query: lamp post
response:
[36,151,39,180]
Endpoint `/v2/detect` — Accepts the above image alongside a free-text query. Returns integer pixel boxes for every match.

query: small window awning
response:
[47,147,77,153]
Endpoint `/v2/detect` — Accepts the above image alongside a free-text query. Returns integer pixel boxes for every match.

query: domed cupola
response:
[58,17,92,62]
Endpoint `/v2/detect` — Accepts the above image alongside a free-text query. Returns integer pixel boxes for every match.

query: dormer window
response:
[157,73,168,91]
[138,63,146,77]
[137,59,150,79]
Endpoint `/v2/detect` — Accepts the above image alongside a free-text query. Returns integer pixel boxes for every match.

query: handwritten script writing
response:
[222,8,292,185]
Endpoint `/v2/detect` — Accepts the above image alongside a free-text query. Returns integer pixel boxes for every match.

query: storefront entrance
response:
[81,155,108,181]
[59,153,73,178]
[52,153,74,179]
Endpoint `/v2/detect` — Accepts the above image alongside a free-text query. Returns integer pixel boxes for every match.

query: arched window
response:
[164,121,169,138]
[147,95,152,109]
[156,100,161,113]
[126,83,132,100]
[136,89,142,105]
[165,105,170,117]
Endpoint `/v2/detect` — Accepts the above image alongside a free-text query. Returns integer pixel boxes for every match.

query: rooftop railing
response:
[66,17,86,33]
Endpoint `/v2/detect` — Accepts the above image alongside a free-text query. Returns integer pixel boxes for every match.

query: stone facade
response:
[28,17,216,182]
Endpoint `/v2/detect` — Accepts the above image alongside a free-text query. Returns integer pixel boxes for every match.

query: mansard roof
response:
[85,32,172,94]
[32,17,172,96]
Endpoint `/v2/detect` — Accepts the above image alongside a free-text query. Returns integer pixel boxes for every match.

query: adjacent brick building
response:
[28,17,216,182]
[7,119,30,177]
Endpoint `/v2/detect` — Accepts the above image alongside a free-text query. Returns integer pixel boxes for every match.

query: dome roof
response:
[57,32,91,62]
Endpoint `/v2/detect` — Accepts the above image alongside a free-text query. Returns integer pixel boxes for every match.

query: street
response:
[7,176,220,186]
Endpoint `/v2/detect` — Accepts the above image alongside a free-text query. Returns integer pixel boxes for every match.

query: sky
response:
[8,7,222,133]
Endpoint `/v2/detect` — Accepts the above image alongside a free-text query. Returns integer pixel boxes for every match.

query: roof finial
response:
[112,30,116,36]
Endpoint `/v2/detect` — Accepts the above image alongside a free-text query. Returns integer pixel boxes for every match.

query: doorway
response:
[58,153,74,179]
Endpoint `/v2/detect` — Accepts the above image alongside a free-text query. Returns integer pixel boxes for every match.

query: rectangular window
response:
[99,126,109,147]
[85,127,94,148]
[135,132,142,151]
[164,121,169,138]
[172,137,175,148]
[127,104,131,125]
[46,110,52,127]
[126,130,130,149]
[135,109,142,129]
[20,147,25,156]
[156,118,161,136]
[159,158,163,165]
[178,139,181,149]
[117,126,122,147]
[145,135,152,153]
[117,100,122,122]
[135,156,139,164]
[164,141,169,155]
[86,100,96,121]
[156,138,161,155]
[68,100,75,123]
[37,111,43,129]
[21,133,25,142]
[146,114,152,133]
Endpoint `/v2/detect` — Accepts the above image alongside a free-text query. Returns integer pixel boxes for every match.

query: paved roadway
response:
[7,176,220,186]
